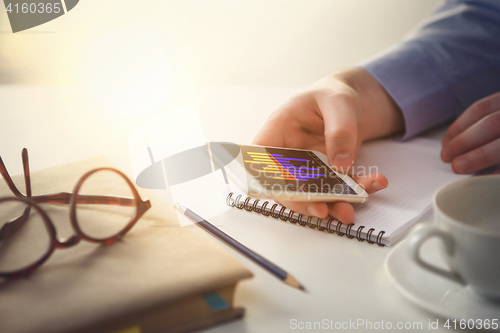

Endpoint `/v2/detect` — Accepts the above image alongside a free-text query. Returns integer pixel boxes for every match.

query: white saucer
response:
[385,238,500,325]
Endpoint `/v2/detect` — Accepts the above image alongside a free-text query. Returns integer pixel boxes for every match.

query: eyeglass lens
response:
[74,169,137,240]
[0,200,51,272]
[0,169,138,274]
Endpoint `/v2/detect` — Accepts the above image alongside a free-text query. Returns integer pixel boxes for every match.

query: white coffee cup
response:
[408,175,500,301]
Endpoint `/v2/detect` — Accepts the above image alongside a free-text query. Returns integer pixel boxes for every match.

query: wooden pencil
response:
[174,203,306,292]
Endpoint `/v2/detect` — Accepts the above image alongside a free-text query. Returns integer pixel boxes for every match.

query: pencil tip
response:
[284,274,307,292]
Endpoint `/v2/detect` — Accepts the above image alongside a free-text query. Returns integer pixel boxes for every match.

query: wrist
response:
[334,68,405,141]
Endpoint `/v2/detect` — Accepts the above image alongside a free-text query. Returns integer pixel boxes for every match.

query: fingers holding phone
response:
[278,173,388,223]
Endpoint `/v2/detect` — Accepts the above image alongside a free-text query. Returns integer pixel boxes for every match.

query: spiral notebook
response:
[226,136,468,247]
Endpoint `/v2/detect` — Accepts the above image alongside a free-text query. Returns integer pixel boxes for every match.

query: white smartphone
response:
[209,143,368,203]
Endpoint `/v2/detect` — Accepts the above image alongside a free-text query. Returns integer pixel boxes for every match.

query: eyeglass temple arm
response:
[0,150,30,199]
[0,193,136,240]
[31,192,137,206]
[1,153,134,206]
[0,150,32,241]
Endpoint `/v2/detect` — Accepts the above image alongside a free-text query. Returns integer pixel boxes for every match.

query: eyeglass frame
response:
[0,148,151,279]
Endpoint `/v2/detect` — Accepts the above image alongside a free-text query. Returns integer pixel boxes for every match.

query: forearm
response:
[358,0,500,140]
[334,68,405,142]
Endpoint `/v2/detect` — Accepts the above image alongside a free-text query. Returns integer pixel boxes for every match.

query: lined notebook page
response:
[352,136,468,245]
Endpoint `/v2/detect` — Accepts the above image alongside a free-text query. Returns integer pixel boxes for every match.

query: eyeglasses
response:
[0,149,151,279]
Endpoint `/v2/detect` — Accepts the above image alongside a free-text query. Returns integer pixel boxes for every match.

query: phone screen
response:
[237,145,356,195]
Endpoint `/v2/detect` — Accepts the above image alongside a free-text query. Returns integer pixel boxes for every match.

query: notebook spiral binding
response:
[226,192,386,247]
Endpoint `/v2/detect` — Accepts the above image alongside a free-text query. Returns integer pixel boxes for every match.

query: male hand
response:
[441,91,500,174]
[252,69,404,223]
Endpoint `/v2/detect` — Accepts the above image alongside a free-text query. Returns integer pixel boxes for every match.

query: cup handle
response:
[408,225,466,285]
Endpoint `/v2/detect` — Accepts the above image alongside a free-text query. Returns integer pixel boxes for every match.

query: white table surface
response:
[0,85,485,333]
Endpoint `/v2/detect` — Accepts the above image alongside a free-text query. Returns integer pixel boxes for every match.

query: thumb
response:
[318,93,359,173]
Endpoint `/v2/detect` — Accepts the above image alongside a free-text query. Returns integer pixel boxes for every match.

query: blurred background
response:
[1,0,440,88]
[0,0,441,172]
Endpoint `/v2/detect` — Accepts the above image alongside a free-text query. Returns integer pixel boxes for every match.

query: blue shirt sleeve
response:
[359,0,500,140]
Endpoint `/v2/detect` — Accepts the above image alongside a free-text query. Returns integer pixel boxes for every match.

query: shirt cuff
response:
[358,42,461,140]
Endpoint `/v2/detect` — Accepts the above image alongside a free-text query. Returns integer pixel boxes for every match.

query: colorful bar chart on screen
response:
[244,151,325,182]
